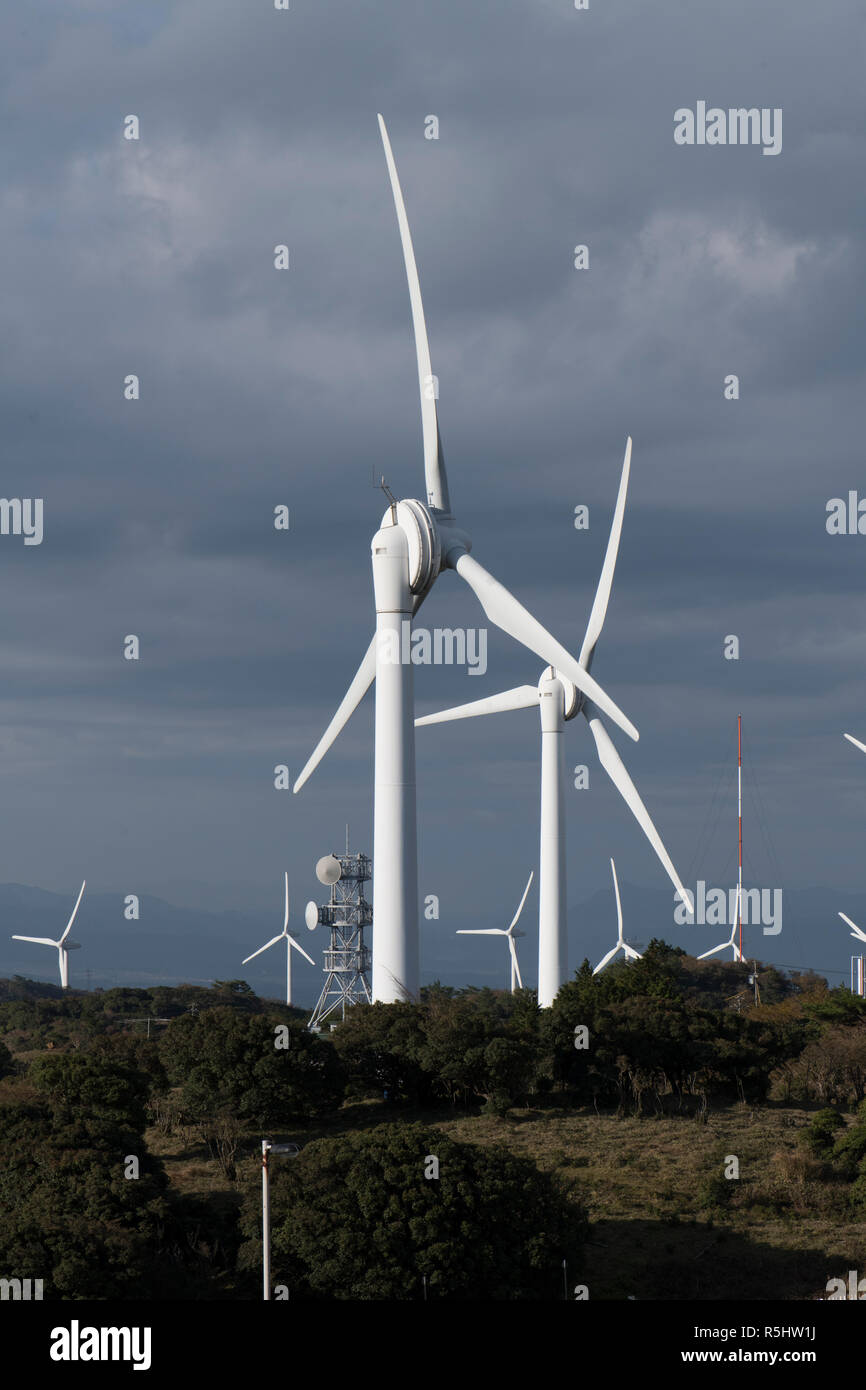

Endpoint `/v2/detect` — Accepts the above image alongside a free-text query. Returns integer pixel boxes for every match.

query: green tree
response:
[331,1002,428,1104]
[159,1007,344,1125]
[240,1121,586,1299]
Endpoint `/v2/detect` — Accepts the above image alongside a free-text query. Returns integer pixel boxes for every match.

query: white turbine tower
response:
[293,116,638,1004]
[11,880,86,989]
[457,871,534,992]
[697,886,744,962]
[416,438,688,1005]
[844,733,866,756]
[593,859,642,975]
[839,912,866,946]
[242,873,314,1007]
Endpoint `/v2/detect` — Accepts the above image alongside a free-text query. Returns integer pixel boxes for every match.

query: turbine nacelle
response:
[539,667,581,722]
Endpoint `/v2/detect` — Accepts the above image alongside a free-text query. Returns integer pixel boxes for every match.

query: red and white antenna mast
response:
[737,714,743,960]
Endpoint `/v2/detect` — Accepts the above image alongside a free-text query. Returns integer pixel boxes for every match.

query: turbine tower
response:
[593,859,642,975]
[293,116,638,1003]
[416,439,688,1005]
[11,880,86,989]
[457,871,533,992]
[241,872,314,1007]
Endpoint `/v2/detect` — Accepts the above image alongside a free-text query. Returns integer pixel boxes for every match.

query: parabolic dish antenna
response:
[305,900,319,931]
[316,854,342,885]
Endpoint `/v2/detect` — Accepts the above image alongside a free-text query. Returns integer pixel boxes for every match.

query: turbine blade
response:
[294,586,430,794]
[377,114,451,514]
[844,733,866,755]
[593,945,620,975]
[416,686,538,727]
[59,880,86,944]
[585,706,688,902]
[506,871,535,934]
[283,872,290,932]
[294,635,377,792]
[287,934,315,967]
[456,929,507,936]
[697,943,728,960]
[452,551,638,742]
[242,935,284,964]
[610,857,624,943]
[11,935,60,946]
[839,912,866,944]
[623,945,642,961]
[508,936,523,990]
[579,437,632,671]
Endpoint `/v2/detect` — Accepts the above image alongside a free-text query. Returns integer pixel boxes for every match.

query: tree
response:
[159,1007,344,1125]
[240,1121,587,1299]
[331,1002,428,1104]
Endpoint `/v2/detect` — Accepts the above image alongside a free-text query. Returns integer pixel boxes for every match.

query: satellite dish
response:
[305,901,319,931]
[316,854,342,885]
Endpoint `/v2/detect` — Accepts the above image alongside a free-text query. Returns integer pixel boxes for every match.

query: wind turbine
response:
[292,116,638,1004]
[11,880,86,989]
[838,912,866,946]
[593,858,642,975]
[242,873,315,1006]
[697,885,743,962]
[457,871,533,992]
[415,437,689,1005]
[844,733,866,756]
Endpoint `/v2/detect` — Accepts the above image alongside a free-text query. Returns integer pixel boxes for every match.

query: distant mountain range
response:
[0,879,861,1006]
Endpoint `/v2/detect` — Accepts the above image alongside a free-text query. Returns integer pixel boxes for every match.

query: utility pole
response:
[261,1140,300,1300]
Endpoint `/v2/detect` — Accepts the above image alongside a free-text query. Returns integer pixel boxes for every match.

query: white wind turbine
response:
[457,871,534,992]
[293,115,639,1004]
[838,912,866,946]
[242,873,315,1006]
[593,859,642,975]
[697,885,743,962]
[11,880,86,989]
[416,437,689,1005]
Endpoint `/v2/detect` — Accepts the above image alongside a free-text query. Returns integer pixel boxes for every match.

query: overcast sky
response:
[2,0,865,997]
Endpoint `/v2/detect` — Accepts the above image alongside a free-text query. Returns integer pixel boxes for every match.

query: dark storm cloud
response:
[0,0,864,990]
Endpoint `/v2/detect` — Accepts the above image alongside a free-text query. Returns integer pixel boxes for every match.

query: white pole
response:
[285,939,292,1008]
[538,673,566,1008]
[262,1140,271,1301]
[371,520,418,1003]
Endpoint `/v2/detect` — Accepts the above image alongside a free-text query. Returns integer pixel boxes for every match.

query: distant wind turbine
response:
[457,871,534,992]
[839,912,866,946]
[11,880,86,989]
[697,885,743,962]
[242,873,315,1006]
[593,859,642,975]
